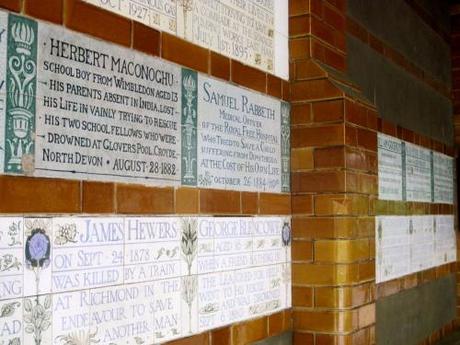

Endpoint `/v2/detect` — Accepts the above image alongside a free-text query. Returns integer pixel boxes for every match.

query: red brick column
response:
[289,1,377,344]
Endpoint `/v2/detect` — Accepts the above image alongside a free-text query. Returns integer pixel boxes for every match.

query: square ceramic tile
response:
[153,277,184,343]
[124,217,181,284]
[178,275,198,339]
[434,215,456,265]
[23,218,53,297]
[193,217,216,275]
[88,282,155,345]
[376,216,411,283]
[197,272,223,332]
[52,290,90,345]
[405,143,432,202]
[0,298,23,344]
[410,216,434,272]
[0,218,24,300]
[378,133,403,201]
[252,217,290,267]
[51,217,124,292]
[23,294,52,345]
[433,152,454,204]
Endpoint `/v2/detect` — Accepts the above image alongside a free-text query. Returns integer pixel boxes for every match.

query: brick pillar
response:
[289,1,377,344]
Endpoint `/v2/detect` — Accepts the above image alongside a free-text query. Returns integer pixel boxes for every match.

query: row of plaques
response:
[376,215,456,283]
[82,0,289,79]
[378,133,454,204]
[0,11,290,193]
[0,216,291,344]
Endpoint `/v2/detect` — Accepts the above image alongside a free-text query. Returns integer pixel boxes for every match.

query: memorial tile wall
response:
[0,11,290,194]
[0,216,292,344]
[80,0,289,80]
[376,132,456,283]
[0,7,292,345]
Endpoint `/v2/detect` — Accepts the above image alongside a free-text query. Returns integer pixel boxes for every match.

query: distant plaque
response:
[405,143,432,202]
[376,216,411,283]
[378,133,403,200]
[433,152,454,204]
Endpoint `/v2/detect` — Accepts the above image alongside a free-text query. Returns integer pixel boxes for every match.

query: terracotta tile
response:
[295,59,328,80]
[289,0,310,16]
[293,309,358,333]
[311,16,337,47]
[345,100,368,128]
[259,193,291,215]
[291,194,313,215]
[231,60,267,93]
[64,0,131,47]
[82,181,115,213]
[267,74,282,98]
[345,147,369,171]
[268,311,284,336]
[315,286,353,308]
[289,15,310,36]
[162,33,209,73]
[291,148,314,171]
[291,103,312,125]
[312,99,344,123]
[133,22,160,56]
[357,128,377,151]
[345,124,358,146]
[283,309,292,330]
[210,326,230,345]
[359,260,375,282]
[314,239,369,263]
[292,262,359,285]
[293,332,314,345]
[232,317,267,344]
[292,286,313,307]
[200,189,240,214]
[323,3,346,31]
[210,51,230,80]
[291,216,357,239]
[290,38,311,60]
[314,146,345,168]
[0,176,80,213]
[292,171,346,193]
[0,0,20,12]
[314,194,369,216]
[241,192,258,214]
[25,0,63,24]
[358,303,375,328]
[291,79,342,102]
[291,125,344,148]
[282,80,290,101]
[116,184,174,214]
[175,187,199,214]
[292,239,313,261]
[164,333,209,345]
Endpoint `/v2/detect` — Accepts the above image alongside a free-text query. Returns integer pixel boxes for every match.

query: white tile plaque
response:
[376,216,410,283]
[378,133,403,201]
[0,11,290,194]
[0,215,291,343]
[433,152,454,204]
[377,134,455,205]
[405,143,432,202]
[376,215,456,283]
[82,0,289,80]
